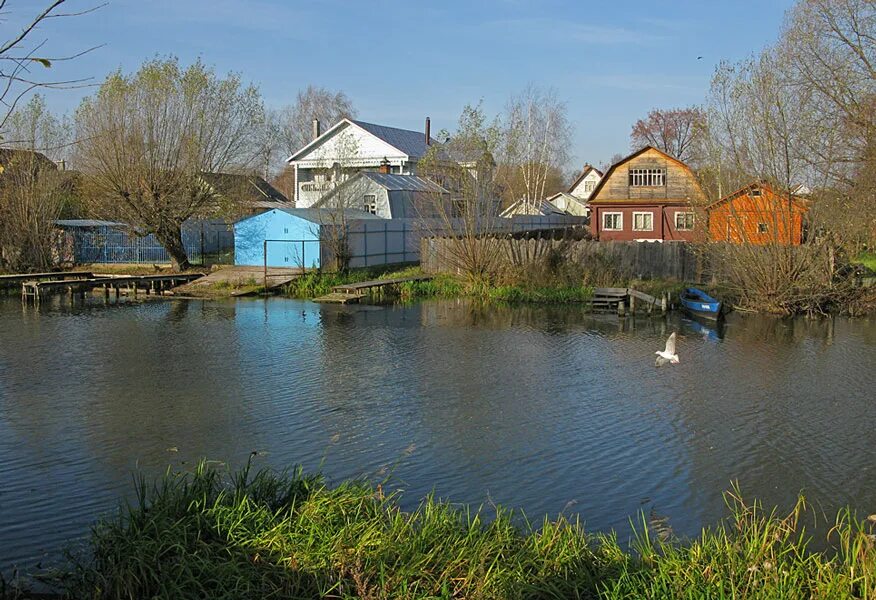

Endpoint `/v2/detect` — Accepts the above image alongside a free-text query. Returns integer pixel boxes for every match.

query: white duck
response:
[655,332,679,367]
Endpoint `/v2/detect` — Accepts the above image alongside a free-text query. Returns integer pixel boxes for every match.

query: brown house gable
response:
[707,181,809,245]
[588,146,706,206]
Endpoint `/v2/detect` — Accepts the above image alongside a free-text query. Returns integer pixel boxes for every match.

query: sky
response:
[7,0,795,172]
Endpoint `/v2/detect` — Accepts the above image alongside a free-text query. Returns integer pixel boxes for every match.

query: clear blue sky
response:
[14,0,794,170]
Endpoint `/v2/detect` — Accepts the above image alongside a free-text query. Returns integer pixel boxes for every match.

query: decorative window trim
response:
[602,211,623,231]
[632,211,654,231]
[629,168,666,187]
[675,211,695,231]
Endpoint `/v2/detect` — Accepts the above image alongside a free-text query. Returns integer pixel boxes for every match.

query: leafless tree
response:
[0,0,102,136]
[630,107,705,163]
[499,85,571,213]
[0,97,73,270]
[74,58,263,270]
[417,103,506,283]
[278,85,356,157]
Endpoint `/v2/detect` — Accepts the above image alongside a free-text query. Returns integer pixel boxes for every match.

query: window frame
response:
[602,211,623,231]
[675,211,695,231]
[632,211,654,231]
[758,222,769,233]
[629,168,666,187]
[583,180,596,193]
[363,194,377,215]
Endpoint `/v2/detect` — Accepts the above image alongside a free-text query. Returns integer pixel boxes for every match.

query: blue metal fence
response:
[57,221,234,264]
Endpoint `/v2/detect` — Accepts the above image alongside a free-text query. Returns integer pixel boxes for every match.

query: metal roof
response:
[360,172,449,193]
[350,120,439,159]
[271,207,384,224]
[54,219,125,228]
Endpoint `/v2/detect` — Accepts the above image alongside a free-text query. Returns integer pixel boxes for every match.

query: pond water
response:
[0,295,874,573]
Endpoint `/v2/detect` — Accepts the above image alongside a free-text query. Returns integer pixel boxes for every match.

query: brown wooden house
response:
[707,181,808,245]
[588,146,707,242]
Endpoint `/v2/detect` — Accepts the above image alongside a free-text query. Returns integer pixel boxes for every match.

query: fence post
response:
[263,240,268,296]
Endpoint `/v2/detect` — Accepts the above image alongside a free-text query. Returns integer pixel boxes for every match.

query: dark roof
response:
[55,219,124,228]
[0,148,58,172]
[199,172,289,204]
[567,164,603,193]
[350,120,439,159]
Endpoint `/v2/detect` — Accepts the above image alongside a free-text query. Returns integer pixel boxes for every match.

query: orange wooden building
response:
[707,182,809,245]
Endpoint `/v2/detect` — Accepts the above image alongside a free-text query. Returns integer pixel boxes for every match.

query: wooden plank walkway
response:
[21,273,204,303]
[0,271,93,288]
[592,287,665,315]
[314,275,433,304]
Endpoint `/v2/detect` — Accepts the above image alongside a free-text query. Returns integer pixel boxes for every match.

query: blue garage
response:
[234,207,381,269]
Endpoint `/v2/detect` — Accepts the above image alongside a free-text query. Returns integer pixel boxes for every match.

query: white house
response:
[566,164,603,200]
[286,118,439,208]
[312,171,451,219]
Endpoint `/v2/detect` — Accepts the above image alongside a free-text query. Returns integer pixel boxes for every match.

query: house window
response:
[584,180,596,193]
[364,194,377,215]
[758,223,769,233]
[632,212,653,231]
[602,212,623,231]
[675,212,695,231]
[751,189,762,197]
[629,168,665,187]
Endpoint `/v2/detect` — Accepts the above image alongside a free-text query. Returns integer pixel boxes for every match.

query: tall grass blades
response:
[31,464,876,599]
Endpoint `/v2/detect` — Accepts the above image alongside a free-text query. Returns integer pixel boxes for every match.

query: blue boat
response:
[680,287,722,320]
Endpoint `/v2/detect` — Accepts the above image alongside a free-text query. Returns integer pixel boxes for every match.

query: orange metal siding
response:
[707,186,807,245]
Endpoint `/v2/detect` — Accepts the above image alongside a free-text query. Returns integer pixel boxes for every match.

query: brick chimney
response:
[379,157,391,174]
[425,117,431,146]
[312,118,321,140]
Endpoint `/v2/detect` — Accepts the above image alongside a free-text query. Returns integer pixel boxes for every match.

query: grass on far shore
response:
[285,265,594,304]
[15,461,876,600]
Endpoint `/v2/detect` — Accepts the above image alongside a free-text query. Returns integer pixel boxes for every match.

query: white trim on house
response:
[632,211,654,231]
[602,211,623,231]
[675,211,695,231]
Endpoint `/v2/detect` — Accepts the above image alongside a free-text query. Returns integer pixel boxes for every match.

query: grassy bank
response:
[285,266,593,304]
[16,462,876,599]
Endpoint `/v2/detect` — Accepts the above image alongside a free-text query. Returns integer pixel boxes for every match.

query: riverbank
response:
[8,462,875,599]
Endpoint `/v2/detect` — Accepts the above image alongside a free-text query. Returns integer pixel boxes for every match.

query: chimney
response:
[312,118,321,140]
[425,117,431,146]
[379,157,391,174]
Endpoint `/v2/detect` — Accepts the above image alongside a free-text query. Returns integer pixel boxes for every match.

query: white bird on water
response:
[655,332,679,367]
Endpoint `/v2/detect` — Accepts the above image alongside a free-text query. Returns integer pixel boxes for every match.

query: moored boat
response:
[680,287,722,320]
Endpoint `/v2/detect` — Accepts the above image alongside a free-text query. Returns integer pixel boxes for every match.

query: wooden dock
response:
[314,275,433,304]
[20,273,204,303]
[0,271,93,289]
[592,287,666,315]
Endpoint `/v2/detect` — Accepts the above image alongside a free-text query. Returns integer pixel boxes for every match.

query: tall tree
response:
[499,85,571,212]
[74,58,264,270]
[278,85,357,157]
[629,107,705,162]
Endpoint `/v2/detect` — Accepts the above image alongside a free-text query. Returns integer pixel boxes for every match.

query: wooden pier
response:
[315,275,433,304]
[592,287,666,315]
[0,271,93,290]
[20,273,204,303]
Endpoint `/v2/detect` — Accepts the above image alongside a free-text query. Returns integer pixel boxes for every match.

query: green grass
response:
[26,462,876,599]
[854,252,876,272]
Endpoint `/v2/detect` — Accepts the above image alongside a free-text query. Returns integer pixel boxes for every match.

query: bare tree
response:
[74,58,264,270]
[0,97,73,270]
[417,103,506,283]
[278,85,356,157]
[0,0,101,135]
[498,85,571,213]
[630,107,705,162]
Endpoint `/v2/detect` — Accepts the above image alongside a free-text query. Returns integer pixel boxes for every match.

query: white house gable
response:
[291,121,408,168]
[569,169,602,200]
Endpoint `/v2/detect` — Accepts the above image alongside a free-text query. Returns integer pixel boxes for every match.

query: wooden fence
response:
[420,237,707,281]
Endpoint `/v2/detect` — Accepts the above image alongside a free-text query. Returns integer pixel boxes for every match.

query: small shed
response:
[313,171,450,219]
[233,207,383,269]
[707,181,809,245]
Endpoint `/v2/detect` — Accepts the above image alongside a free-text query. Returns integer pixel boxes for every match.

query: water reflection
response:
[0,296,873,573]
